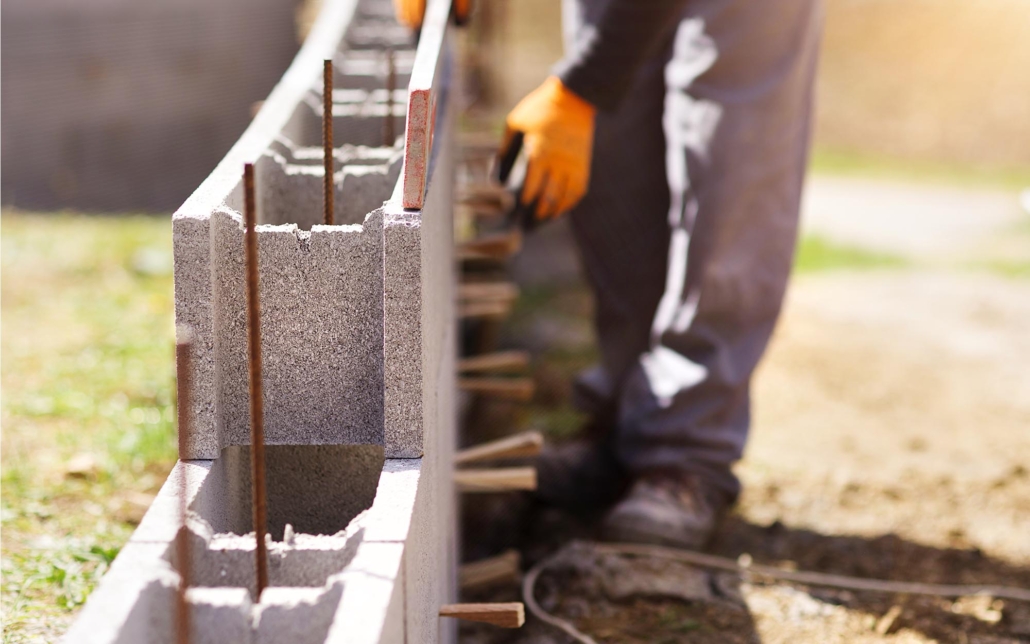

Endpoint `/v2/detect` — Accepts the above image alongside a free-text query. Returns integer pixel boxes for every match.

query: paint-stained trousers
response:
[563,0,823,499]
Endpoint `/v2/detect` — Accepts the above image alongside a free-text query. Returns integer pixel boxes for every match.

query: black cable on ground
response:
[522,540,1030,644]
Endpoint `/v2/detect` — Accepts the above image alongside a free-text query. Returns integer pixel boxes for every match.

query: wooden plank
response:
[458,377,534,401]
[401,0,452,208]
[458,301,512,320]
[459,182,514,211]
[455,431,543,465]
[457,229,522,261]
[459,550,521,590]
[439,602,525,628]
[458,281,519,302]
[455,467,537,492]
[457,350,530,374]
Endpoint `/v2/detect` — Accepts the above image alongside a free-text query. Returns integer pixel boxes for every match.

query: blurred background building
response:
[2,0,1028,213]
[1,0,303,213]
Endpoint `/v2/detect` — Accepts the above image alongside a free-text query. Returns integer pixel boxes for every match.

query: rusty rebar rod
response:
[243,163,270,597]
[174,332,193,644]
[383,49,396,146]
[323,59,335,226]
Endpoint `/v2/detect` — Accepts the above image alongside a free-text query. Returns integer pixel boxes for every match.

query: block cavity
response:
[256,145,402,229]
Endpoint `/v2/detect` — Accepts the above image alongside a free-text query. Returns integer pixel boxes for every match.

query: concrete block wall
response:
[172,0,427,460]
[64,0,459,641]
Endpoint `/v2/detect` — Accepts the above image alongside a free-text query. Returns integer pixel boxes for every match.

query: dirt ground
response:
[458,178,1030,643]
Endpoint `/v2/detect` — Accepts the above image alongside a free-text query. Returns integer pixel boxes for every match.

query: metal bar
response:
[243,163,270,597]
[323,59,335,226]
[383,49,396,146]
[174,333,193,644]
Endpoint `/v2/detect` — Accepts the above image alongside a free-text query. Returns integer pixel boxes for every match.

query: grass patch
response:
[810,147,1030,192]
[794,235,908,273]
[1,211,176,643]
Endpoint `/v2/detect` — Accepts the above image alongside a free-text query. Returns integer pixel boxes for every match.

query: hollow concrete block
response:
[255,585,345,644]
[187,588,253,644]
[209,207,384,452]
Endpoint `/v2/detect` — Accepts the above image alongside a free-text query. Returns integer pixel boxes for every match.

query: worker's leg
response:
[562,0,673,415]
[531,0,675,513]
[563,0,822,501]
[613,0,824,501]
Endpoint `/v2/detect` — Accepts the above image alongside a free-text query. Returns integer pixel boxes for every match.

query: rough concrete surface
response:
[209,206,385,452]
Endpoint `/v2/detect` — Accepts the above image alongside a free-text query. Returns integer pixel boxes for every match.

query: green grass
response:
[968,259,1030,279]
[794,235,909,273]
[810,147,1030,192]
[1,211,177,643]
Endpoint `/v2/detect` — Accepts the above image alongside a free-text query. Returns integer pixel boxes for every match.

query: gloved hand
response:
[501,76,596,220]
[394,0,471,29]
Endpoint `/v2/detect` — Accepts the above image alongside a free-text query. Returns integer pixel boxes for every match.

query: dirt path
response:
[801,176,1027,261]
[728,269,1030,642]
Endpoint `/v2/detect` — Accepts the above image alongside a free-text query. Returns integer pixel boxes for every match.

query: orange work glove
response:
[394,0,471,29]
[502,76,596,220]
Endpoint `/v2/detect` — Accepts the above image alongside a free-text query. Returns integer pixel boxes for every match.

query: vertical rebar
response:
[323,59,335,226]
[383,49,396,147]
[174,333,193,644]
[243,163,270,597]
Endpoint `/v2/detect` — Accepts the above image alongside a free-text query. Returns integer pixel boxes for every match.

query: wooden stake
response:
[439,603,525,628]
[458,350,529,374]
[459,550,521,591]
[459,377,534,401]
[458,300,512,320]
[459,182,515,212]
[243,163,270,598]
[322,59,335,226]
[459,281,519,302]
[457,229,522,261]
[455,467,537,492]
[455,431,543,465]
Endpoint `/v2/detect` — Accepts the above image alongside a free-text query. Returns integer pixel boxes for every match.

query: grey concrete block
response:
[383,210,424,458]
[199,444,384,540]
[61,542,178,644]
[337,49,414,91]
[325,542,406,644]
[209,207,384,453]
[128,460,212,545]
[353,459,420,542]
[177,528,361,595]
[285,97,407,149]
[187,588,253,644]
[173,214,219,458]
[256,585,344,644]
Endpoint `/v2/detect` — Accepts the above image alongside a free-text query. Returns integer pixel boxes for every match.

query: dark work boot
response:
[534,439,631,514]
[601,472,731,549]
